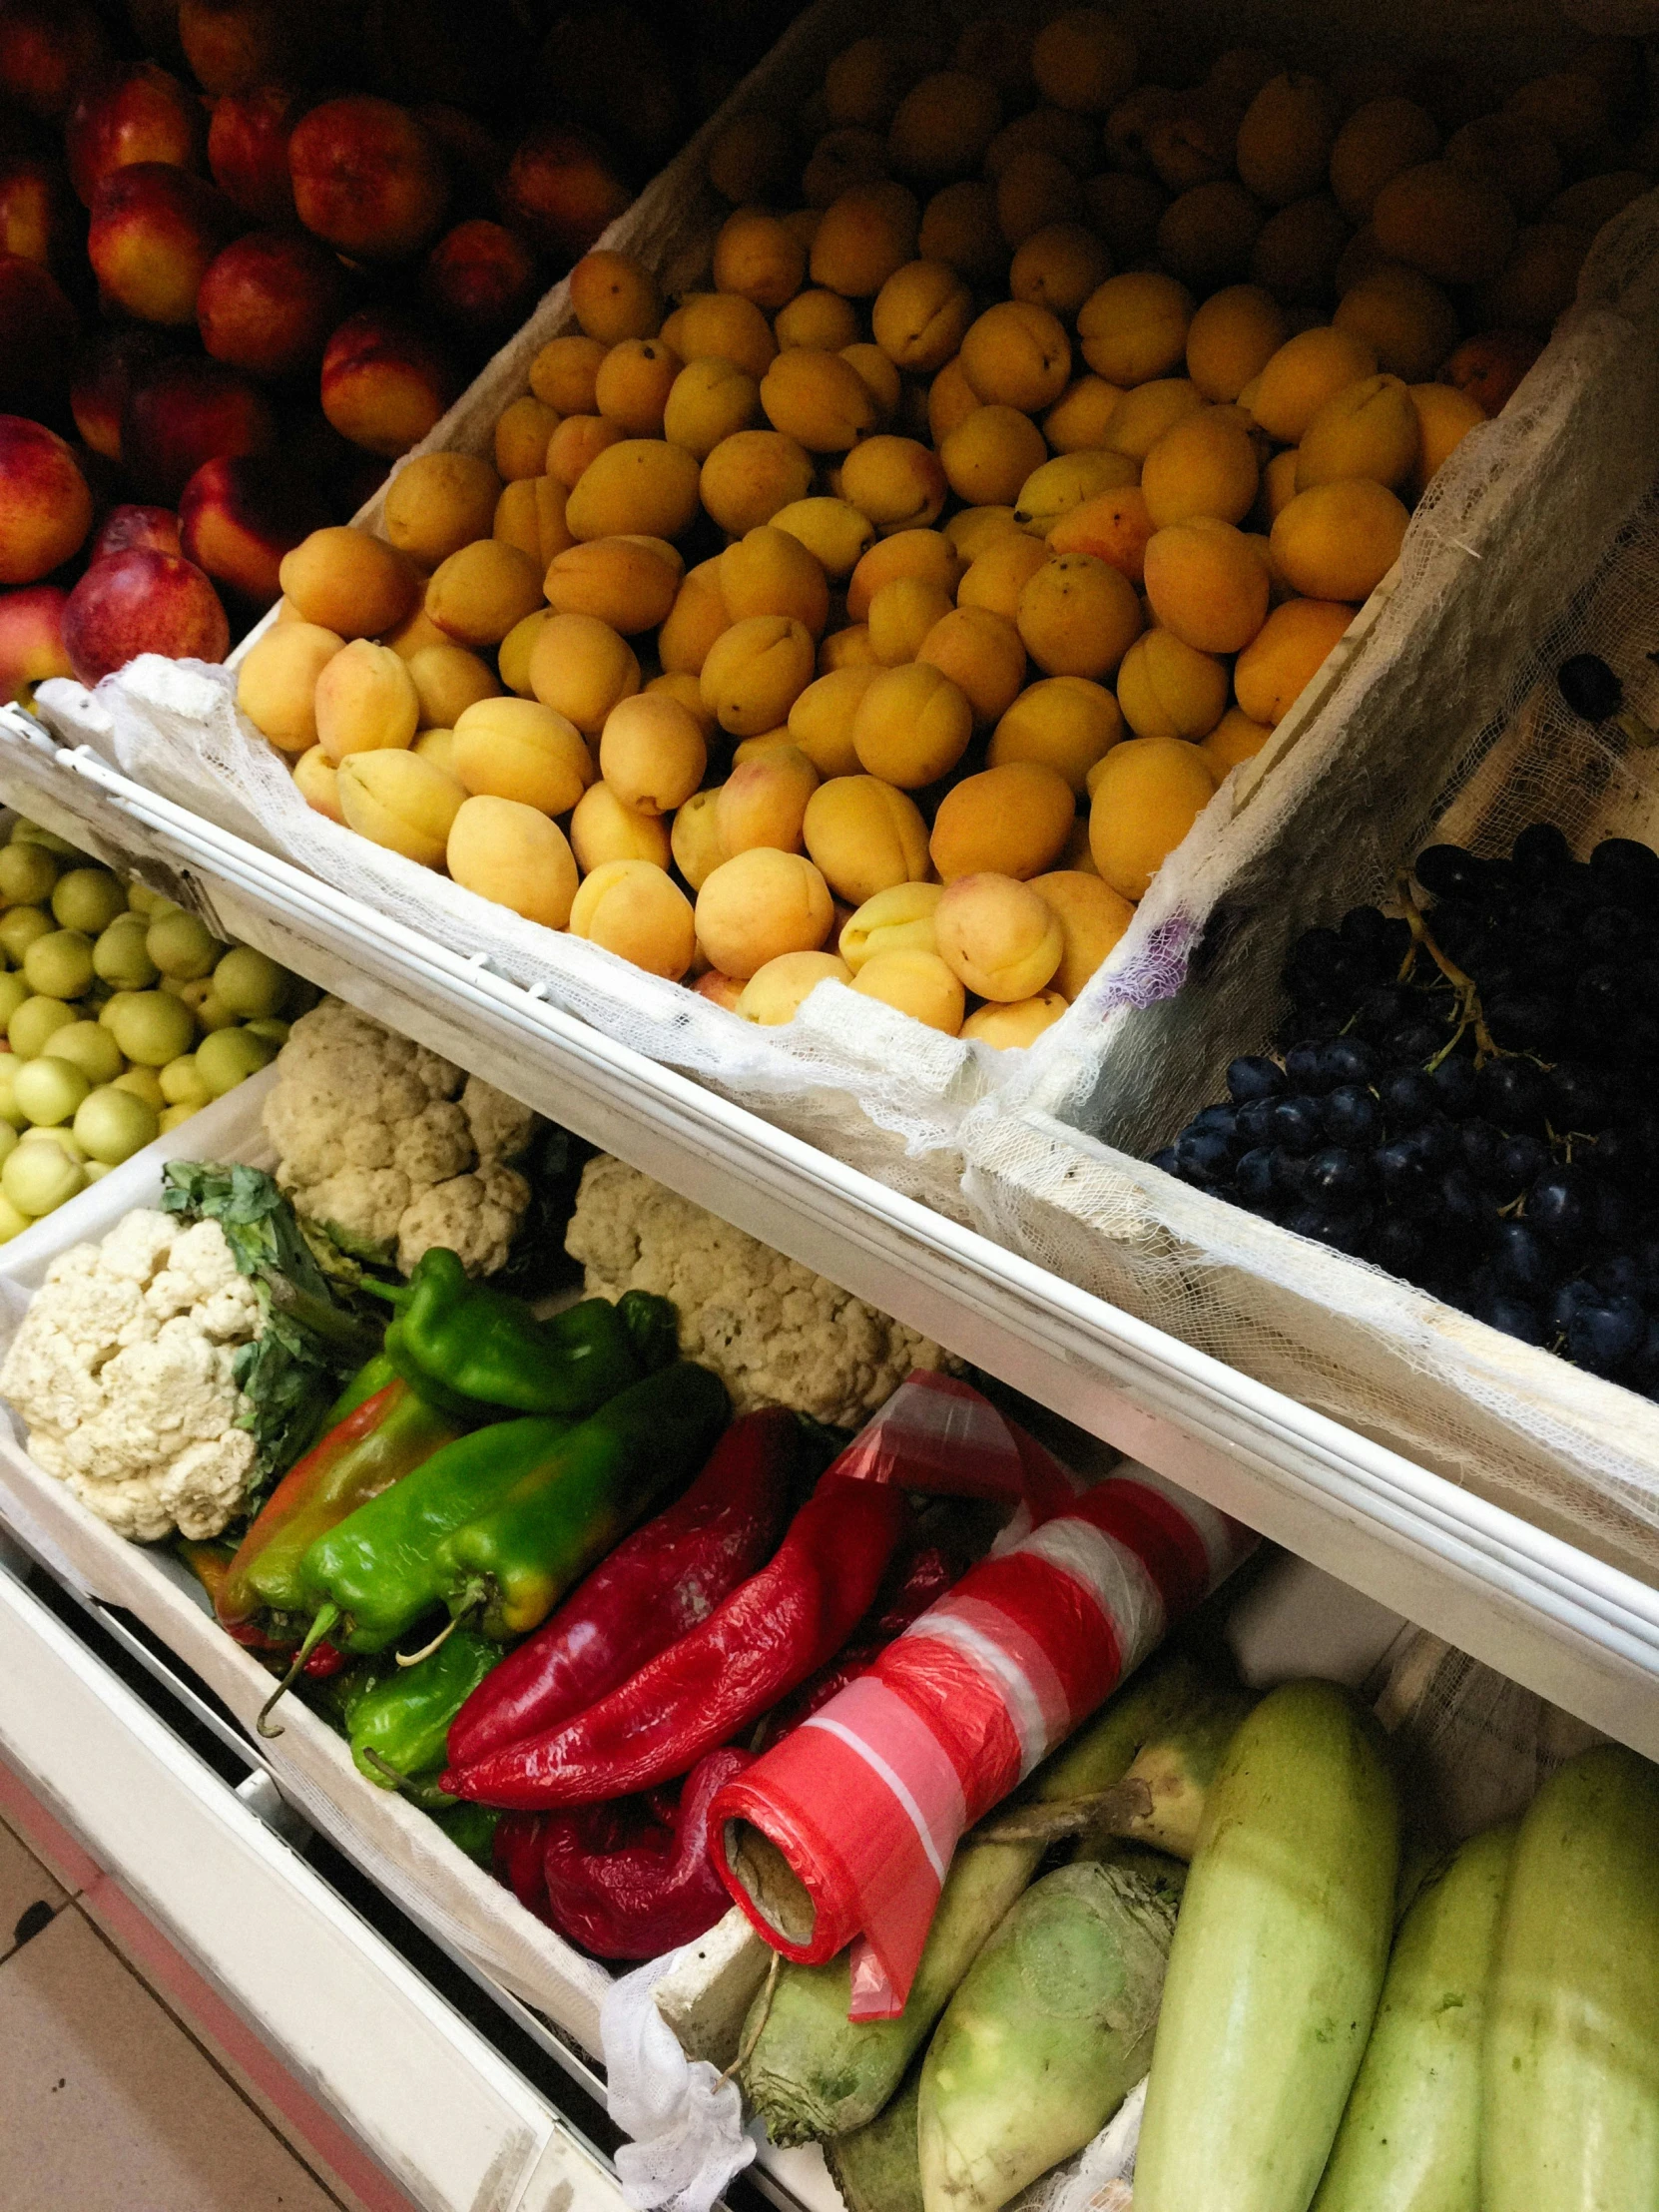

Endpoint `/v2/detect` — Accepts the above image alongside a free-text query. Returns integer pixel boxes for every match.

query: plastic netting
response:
[965,200,1659,1583]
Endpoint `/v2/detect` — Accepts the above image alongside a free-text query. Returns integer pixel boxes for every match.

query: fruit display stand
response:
[3,698,1657,1789]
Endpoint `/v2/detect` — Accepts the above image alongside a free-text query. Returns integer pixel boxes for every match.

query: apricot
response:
[788,667,878,778]
[1043,377,1124,454]
[958,532,1050,621]
[292,746,342,822]
[701,429,816,537]
[540,536,676,635]
[547,416,624,490]
[1156,182,1264,291]
[1116,629,1230,741]
[863,576,950,665]
[707,112,794,203]
[1105,378,1204,461]
[1330,98,1440,223]
[840,343,900,422]
[1373,162,1515,287]
[1249,326,1378,444]
[383,452,499,571]
[1233,597,1354,724]
[1272,480,1406,602]
[406,644,501,731]
[995,151,1081,249]
[930,761,1073,884]
[839,435,947,535]
[944,506,1023,562]
[1013,554,1140,681]
[1085,172,1168,265]
[1201,704,1272,777]
[1077,272,1194,386]
[987,107,1096,180]
[569,781,672,873]
[871,261,972,374]
[493,476,577,573]
[1446,113,1561,221]
[710,210,805,315]
[820,626,877,672]
[1407,381,1485,495]
[657,559,728,676]
[278,527,417,641]
[825,38,905,131]
[1031,10,1136,115]
[566,438,702,543]
[662,357,760,460]
[419,540,538,650]
[670,787,725,890]
[448,795,577,928]
[770,497,875,580]
[1024,454,1149,541]
[926,357,981,445]
[940,405,1048,508]
[495,395,562,483]
[759,348,878,452]
[413,728,459,778]
[917,180,1003,283]
[935,872,1062,1003]
[1505,70,1608,167]
[528,611,640,735]
[381,602,452,662]
[1234,75,1338,208]
[715,746,819,856]
[990,676,1123,795]
[801,774,929,904]
[1184,284,1287,403]
[1295,373,1418,491]
[1251,194,1350,305]
[336,749,465,868]
[803,128,892,211]
[1028,869,1133,997]
[594,340,681,439]
[717,527,828,638]
[235,622,341,754]
[568,858,695,977]
[1047,485,1156,586]
[958,300,1071,414]
[694,969,745,1011]
[660,293,777,381]
[1142,520,1269,655]
[849,947,963,1031]
[738,949,852,1024]
[852,662,972,787]
[962,992,1067,1046]
[312,638,419,764]
[695,847,833,977]
[773,289,861,354]
[569,250,662,344]
[529,334,607,415]
[1087,737,1214,900]
[1545,172,1646,238]
[451,696,594,816]
[1140,407,1259,529]
[838,881,942,970]
[887,71,1001,183]
[646,669,717,736]
[1475,224,1583,332]
[922,606,1028,724]
[1330,267,1455,382]
[700,615,816,737]
[810,181,920,296]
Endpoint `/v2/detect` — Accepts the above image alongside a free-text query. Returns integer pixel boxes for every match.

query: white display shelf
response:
[2,710,1657,1769]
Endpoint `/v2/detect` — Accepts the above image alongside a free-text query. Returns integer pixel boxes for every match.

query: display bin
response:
[31,0,1657,1218]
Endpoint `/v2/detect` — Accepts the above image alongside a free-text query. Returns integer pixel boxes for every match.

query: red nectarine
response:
[197,226,352,380]
[497,125,631,261]
[90,503,183,561]
[0,252,79,416]
[0,582,71,701]
[69,324,175,462]
[287,96,449,262]
[122,353,276,504]
[178,0,294,97]
[208,84,300,223]
[0,0,110,124]
[1439,328,1545,416]
[180,452,328,604]
[0,155,78,269]
[63,547,230,683]
[0,415,92,584]
[66,62,205,209]
[88,163,244,324]
[320,308,457,457]
[421,219,539,336]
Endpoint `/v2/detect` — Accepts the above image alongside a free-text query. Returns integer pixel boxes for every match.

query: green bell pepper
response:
[348,1628,504,1793]
[364,1248,678,1419]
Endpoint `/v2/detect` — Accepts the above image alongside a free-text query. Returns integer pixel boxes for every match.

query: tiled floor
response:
[0,1813,351,2212]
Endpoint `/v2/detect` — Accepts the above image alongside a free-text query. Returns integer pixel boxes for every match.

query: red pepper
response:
[533,1747,753,1960]
[447,1408,802,1770]
[443,1471,910,1809]
[753,1538,961,1748]
[493,1810,551,1918]
[179,1542,347,1675]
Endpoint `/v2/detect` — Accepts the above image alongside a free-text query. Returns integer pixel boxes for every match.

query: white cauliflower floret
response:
[0,1211,264,1544]
[264,996,538,1275]
[397,1163,529,1281]
[566,1155,960,1428]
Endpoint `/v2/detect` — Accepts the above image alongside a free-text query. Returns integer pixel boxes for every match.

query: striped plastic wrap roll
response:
[709,1457,1256,2019]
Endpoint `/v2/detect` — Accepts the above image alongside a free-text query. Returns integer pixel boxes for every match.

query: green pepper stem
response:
[355,1277,413,1311]
[393,1588,484,1668]
[257,1604,339,1738]
[360,1748,411,1792]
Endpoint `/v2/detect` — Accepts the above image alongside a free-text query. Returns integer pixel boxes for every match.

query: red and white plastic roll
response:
[710,1392,1255,2018]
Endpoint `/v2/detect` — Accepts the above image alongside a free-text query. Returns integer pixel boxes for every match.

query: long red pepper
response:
[753,1539,960,1750]
[535,1747,753,1960]
[442,1472,910,1809]
[447,1408,802,1770]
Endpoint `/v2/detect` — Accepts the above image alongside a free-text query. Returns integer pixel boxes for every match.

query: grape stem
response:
[1396,874,1498,1061]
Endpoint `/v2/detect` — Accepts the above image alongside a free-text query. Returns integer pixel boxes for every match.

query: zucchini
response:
[1134,1679,1399,2212]
[1311,1822,1515,2212]
[827,2063,924,2212]
[1481,1743,1659,2212]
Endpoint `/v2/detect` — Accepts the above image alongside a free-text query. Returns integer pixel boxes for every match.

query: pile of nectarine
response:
[0,0,798,700]
[232,6,1655,1048]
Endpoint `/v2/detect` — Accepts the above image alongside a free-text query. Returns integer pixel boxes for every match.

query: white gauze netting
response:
[964,197,1659,1583]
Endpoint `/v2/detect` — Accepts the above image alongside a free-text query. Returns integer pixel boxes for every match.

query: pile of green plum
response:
[0,819,308,1239]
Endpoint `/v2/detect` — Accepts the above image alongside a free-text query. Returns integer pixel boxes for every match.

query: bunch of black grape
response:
[1155,825,1659,1396]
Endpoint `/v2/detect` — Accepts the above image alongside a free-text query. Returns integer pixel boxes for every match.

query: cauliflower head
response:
[566,1156,960,1428]
[264,998,539,1277]
[0,1209,264,1542]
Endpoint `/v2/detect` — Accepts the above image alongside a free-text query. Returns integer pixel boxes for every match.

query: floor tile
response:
[0,1815,69,1963]
[0,1905,342,2212]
